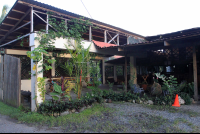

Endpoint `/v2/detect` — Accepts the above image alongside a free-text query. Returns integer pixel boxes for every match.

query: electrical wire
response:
[80,0,93,19]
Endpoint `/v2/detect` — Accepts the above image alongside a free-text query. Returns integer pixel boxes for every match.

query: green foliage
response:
[153,95,174,106]
[0,101,113,127]
[0,5,9,23]
[179,92,192,105]
[37,77,46,102]
[50,82,70,101]
[107,80,114,91]
[89,60,102,88]
[102,90,139,102]
[122,82,126,91]
[26,12,97,100]
[38,97,95,115]
[155,73,179,95]
[181,82,194,98]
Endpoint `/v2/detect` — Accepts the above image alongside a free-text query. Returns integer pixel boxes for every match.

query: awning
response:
[92,40,117,48]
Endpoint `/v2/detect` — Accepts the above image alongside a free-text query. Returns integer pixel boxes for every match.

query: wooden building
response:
[105,28,200,101]
[0,0,145,111]
[0,0,199,110]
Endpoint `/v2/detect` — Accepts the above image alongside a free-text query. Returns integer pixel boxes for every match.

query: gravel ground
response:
[1,102,200,133]
[105,102,200,133]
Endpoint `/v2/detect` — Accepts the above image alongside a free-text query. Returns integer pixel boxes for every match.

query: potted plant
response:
[141,81,148,90]
[141,73,149,91]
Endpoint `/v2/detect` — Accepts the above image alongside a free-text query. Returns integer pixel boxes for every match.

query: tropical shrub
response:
[179,92,192,105]
[37,77,46,102]
[38,97,95,115]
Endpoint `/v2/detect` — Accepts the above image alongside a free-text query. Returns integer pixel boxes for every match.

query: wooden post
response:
[87,62,90,82]
[30,7,33,33]
[30,33,44,111]
[0,55,3,101]
[102,59,105,84]
[89,26,92,41]
[30,7,36,112]
[104,30,107,43]
[130,56,137,84]
[117,34,119,45]
[127,36,130,44]
[193,46,198,101]
[125,55,127,92]
[114,65,117,82]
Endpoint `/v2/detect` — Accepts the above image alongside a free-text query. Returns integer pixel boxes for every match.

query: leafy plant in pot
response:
[141,80,148,91]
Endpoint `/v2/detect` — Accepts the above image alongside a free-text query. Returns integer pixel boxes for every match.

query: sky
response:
[0,0,200,37]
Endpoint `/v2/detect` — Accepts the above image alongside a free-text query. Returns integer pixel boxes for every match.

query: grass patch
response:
[143,104,200,117]
[173,118,200,133]
[0,101,114,128]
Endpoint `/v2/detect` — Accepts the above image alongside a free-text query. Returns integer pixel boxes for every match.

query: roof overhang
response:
[0,0,144,49]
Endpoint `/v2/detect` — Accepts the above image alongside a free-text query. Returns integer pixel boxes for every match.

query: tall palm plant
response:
[0,5,9,23]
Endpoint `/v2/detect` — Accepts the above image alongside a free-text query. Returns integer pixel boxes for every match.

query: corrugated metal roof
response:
[98,27,200,49]
[18,0,144,38]
[93,40,117,48]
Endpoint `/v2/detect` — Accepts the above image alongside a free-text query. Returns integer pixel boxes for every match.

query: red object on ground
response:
[172,94,180,107]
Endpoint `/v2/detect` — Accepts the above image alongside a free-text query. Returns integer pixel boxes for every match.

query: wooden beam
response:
[12,9,26,14]
[0,8,31,44]
[6,16,20,21]
[108,33,119,44]
[107,31,117,45]
[84,33,111,39]
[0,29,9,32]
[6,16,29,23]
[33,11,57,32]
[1,23,15,27]
[0,33,30,47]
[33,10,70,21]
[12,21,31,33]
[193,46,198,101]
[18,1,144,39]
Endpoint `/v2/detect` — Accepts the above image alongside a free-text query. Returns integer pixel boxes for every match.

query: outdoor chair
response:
[131,84,144,94]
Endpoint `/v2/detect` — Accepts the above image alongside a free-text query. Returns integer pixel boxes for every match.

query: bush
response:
[153,95,174,106]
[179,92,192,105]
[102,90,139,102]
[38,97,95,115]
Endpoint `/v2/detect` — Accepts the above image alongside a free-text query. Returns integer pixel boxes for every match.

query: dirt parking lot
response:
[1,102,200,133]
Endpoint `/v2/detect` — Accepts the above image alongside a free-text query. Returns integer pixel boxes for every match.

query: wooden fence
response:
[0,54,21,107]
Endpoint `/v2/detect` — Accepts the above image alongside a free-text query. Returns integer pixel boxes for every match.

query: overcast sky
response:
[1,0,200,36]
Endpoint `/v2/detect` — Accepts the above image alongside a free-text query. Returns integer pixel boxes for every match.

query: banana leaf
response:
[54,83,62,93]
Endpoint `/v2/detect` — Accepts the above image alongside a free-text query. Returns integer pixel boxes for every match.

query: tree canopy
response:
[0,5,9,23]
